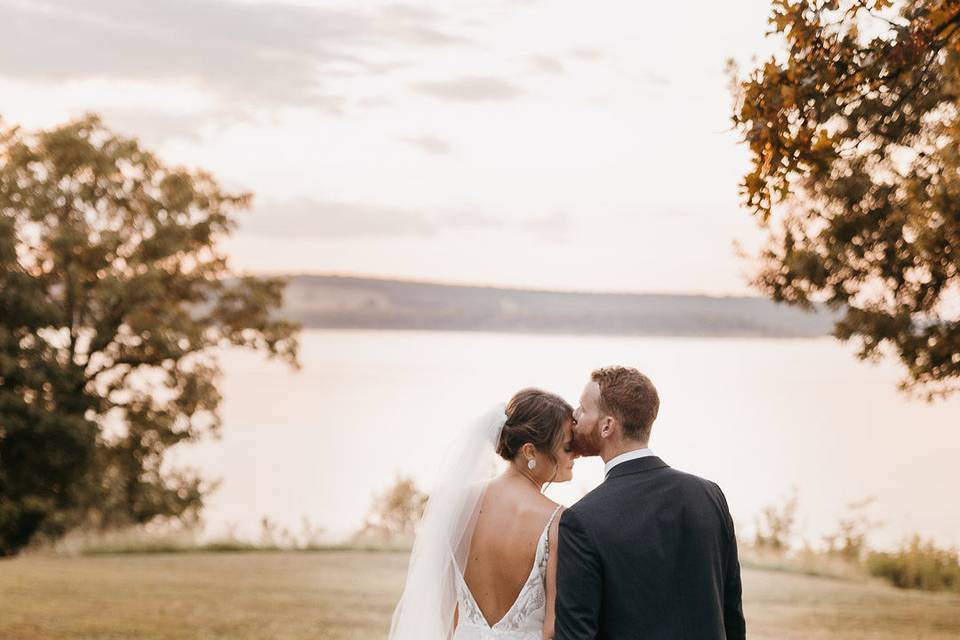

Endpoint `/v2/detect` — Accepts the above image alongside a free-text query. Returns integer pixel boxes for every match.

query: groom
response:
[555,366,746,639]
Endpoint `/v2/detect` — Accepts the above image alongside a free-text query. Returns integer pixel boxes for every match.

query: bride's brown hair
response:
[496,388,573,466]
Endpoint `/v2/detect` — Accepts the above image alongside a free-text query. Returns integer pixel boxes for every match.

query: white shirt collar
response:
[604,447,655,477]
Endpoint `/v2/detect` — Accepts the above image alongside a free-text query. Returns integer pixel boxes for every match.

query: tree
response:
[0,115,301,555]
[355,476,427,544]
[730,0,960,399]
[822,497,880,561]
[754,488,799,551]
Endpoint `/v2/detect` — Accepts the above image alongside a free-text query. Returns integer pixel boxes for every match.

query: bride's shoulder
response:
[485,479,562,517]
[525,495,565,524]
[540,496,565,515]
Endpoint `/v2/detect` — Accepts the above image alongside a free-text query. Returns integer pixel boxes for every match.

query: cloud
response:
[356,96,393,110]
[240,199,480,239]
[570,48,604,61]
[412,76,523,102]
[96,107,216,143]
[381,4,438,20]
[522,210,573,241]
[650,207,704,218]
[529,56,565,75]
[558,47,670,87]
[399,135,452,155]
[0,0,470,113]
[442,211,502,228]
[637,72,671,87]
[239,199,571,239]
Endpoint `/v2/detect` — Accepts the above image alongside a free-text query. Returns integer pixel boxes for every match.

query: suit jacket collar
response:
[604,455,669,480]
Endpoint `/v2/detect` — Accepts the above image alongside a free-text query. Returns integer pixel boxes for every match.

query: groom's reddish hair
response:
[591,366,659,442]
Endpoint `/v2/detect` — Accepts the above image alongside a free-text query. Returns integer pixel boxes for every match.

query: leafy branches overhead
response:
[0,115,301,555]
[731,0,960,399]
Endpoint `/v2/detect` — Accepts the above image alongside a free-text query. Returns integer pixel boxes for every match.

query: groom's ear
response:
[600,416,613,438]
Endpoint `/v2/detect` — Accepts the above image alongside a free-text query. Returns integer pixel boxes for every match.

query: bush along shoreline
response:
[746,490,960,594]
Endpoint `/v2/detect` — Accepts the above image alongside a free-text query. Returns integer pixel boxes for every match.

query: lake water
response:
[173,329,960,550]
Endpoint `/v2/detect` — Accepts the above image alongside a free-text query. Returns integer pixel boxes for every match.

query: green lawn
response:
[1,550,958,639]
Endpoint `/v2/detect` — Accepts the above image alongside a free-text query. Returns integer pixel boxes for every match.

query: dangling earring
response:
[527,458,537,470]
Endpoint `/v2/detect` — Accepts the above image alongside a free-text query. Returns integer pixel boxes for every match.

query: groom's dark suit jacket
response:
[554,456,746,640]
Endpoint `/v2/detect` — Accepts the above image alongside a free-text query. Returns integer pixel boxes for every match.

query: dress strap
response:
[539,504,564,570]
[546,504,563,530]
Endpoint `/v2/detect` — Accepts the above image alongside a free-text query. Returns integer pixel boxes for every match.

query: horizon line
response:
[232,269,767,300]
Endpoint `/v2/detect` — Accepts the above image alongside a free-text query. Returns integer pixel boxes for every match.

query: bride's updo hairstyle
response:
[496,388,573,466]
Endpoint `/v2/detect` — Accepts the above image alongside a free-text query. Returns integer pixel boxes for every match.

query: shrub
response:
[867,536,960,594]
[822,497,881,563]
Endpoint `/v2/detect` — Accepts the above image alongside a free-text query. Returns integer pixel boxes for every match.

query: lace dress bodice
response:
[453,505,563,640]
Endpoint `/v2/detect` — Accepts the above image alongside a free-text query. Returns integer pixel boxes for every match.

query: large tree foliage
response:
[0,115,300,555]
[731,0,960,399]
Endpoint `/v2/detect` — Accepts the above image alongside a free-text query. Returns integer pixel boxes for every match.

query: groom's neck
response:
[600,440,651,464]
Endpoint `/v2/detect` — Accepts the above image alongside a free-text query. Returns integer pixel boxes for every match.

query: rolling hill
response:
[275,275,837,338]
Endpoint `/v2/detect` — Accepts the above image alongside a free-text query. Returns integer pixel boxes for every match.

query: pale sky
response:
[0,0,783,294]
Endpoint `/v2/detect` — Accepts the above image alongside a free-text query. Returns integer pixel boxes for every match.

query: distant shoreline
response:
[291,324,834,340]
[273,274,839,339]
[272,271,757,298]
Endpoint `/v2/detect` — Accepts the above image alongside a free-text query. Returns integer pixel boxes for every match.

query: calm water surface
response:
[173,329,960,549]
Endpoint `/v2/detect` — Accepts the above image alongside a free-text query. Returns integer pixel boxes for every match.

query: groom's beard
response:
[572,427,602,457]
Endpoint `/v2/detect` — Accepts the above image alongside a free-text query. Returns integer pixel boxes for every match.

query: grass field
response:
[1,550,958,639]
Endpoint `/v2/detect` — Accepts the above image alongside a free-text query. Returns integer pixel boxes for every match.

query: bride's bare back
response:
[462,474,563,628]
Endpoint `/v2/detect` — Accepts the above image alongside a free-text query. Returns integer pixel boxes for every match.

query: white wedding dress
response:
[452,505,563,639]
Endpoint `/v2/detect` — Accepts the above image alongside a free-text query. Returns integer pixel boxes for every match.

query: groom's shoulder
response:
[667,466,728,498]
[563,464,672,516]
[563,481,614,520]
[571,465,727,510]
[667,468,736,520]
[671,466,721,488]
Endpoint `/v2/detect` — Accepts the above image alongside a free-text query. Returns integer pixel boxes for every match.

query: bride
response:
[389,388,578,640]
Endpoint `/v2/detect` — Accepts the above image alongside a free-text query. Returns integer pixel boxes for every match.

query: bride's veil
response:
[388,403,508,639]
